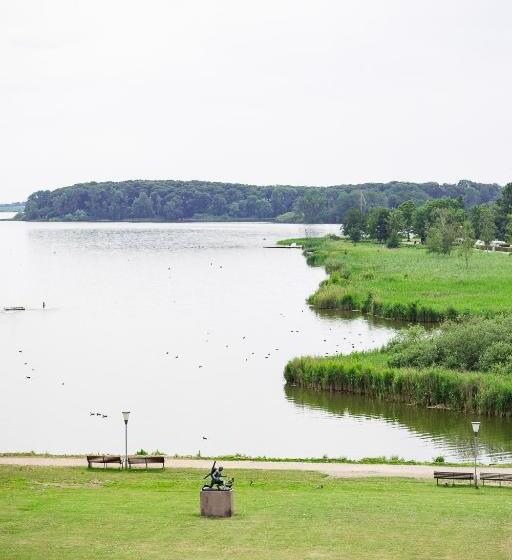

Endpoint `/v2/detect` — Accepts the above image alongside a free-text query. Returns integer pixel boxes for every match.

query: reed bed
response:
[285,352,512,416]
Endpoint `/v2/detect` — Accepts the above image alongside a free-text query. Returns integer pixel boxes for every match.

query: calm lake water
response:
[1,221,511,462]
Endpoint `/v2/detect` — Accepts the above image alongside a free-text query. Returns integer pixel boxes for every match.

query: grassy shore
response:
[1,466,511,559]
[279,237,512,322]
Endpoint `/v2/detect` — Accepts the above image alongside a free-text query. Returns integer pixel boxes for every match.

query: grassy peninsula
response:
[286,316,512,416]
[1,465,510,560]
[282,235,512,415]
[280,236,512,321]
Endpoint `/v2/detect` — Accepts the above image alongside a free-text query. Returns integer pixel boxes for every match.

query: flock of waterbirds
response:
[8,257,378,431]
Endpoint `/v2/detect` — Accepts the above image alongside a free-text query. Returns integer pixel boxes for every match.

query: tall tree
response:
[458,221,476,269]
[295,190,327,223]
[344,208,366,243]
[131,191,154,218]
[398,200,416,240]
[426,208,461,255]
[367,207,390,242]
[386,209,405,248]
[478,205,496,245]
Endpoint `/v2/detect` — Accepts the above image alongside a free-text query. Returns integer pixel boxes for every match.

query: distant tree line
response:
[20,179,500,224]
[0,201,25,212]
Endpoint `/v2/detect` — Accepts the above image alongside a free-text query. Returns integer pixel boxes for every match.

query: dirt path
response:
[0,456,483,479]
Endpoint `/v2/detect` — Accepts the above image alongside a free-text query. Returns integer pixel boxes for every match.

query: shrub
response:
[387,315,512,374]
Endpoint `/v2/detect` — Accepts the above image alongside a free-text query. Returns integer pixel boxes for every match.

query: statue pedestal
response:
[200,490,234,518]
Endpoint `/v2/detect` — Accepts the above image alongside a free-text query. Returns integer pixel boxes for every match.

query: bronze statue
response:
[202,461,234,491]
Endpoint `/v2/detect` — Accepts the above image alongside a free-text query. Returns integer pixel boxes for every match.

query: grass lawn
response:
[0,466,511,559]
[280,238,512,321]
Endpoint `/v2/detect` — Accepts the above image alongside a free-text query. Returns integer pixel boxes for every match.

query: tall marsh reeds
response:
[284,355,512,416]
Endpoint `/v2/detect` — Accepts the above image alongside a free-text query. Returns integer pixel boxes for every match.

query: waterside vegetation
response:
[279,236,512,322]
[285,317,512,416]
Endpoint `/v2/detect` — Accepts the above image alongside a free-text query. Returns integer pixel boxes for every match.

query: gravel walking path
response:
[0,456,485,479]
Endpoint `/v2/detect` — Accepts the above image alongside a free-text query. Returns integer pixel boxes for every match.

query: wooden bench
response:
[480,472,512,486]
[434,471,474,485]
[87,455,122,469]
[127,456,165,469]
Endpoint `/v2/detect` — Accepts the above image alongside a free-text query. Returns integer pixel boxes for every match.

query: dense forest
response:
[19,179,501,223]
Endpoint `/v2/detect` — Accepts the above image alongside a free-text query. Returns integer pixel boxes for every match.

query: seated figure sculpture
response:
[202,461,234,491]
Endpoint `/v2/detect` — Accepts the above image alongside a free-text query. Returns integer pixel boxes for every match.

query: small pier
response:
[263,244,303,249]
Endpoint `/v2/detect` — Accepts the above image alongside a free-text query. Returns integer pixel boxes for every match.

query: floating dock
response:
[263,245,303,249]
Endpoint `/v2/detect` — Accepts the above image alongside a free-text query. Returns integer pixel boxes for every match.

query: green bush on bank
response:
[388,315,512,374]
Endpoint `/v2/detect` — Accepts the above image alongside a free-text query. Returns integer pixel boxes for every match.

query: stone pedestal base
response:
[200,490,234,517]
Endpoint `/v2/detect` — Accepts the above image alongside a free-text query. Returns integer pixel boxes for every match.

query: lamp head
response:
[471,421,480,435]
[122,411,130,424]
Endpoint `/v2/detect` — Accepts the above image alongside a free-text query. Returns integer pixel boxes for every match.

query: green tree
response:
[163,197,184,220]
[506,215,512,244]
[478,205,496,245]
[426,209,460,255]
[227,202,240,218]
[295,190,328,223]
[131,191,154,218]
[211,194,228,216]
[254,199,272,219]
[413,198,464,243]
[458,221,475,269]
[386,209,404,248]
[344,208,366,243]
[398,200,416,240]
[367,208,390,242]
[495,183,512,238]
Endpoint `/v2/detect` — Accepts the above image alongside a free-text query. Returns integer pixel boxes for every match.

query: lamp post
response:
[471,421,480,487]
[122,411,130,469]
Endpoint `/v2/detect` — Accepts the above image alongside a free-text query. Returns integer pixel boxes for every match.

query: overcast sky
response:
[1,1,511,201]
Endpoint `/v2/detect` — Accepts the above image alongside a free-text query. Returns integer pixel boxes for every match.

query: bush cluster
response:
[388,316,512,375]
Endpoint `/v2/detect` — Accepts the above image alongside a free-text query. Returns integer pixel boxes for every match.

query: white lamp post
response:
[471,421,480,487]
[122,411,130,469]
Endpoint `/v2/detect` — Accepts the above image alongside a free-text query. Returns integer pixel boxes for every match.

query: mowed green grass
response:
[283,238,512,319]
[1,466,511,560]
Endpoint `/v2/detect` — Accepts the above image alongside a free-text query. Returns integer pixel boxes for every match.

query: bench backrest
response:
[145,456,165,463]
[480,472,512,480]
[128,457,147,464]
[128,456,165,464]
[434,471,474,479]
[87,455,121,463]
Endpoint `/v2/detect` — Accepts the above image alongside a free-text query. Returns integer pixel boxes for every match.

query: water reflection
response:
[285,385,512,463]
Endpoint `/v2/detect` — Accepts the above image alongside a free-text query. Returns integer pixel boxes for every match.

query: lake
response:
[1,221,511,462]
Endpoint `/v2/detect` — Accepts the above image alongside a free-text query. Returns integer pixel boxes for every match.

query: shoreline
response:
[1,455,509,478]
[0,453,508,469]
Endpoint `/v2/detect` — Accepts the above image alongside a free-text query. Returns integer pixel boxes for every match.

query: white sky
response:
[1,0,511,201]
